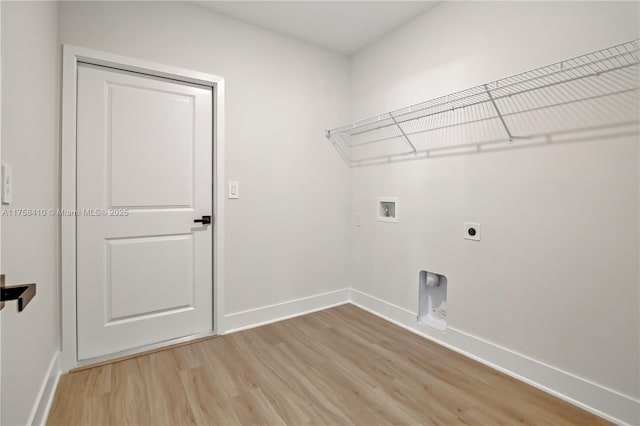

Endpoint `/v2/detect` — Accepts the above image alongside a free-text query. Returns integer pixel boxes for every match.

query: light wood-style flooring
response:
[48,304,608,425]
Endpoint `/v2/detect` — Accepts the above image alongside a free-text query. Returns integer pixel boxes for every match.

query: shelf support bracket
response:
[484,84,516,144]
[390,114,417,153]
[325,130,353,167]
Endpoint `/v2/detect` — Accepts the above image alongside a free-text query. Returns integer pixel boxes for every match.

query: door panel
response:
[109,84,195,208]
[107,234,194,321]
[76,63,213,360]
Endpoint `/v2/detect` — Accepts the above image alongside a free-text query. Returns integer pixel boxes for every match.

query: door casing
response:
[61,45,226,372]
[0,3,3,421]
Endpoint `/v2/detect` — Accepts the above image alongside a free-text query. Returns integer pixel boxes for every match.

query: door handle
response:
[194,215,211,225]
[0,274,36,312]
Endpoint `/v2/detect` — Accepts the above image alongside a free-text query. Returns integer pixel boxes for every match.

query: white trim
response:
[27,351,61,426]
[0,3,3,422]
[213,78,226,335]
[61,45,225,372]
[76,331,217,368]
[224,288,350,333]
[348,289,640,426]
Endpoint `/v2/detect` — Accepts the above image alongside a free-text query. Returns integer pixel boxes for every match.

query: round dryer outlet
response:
[464,223,481,241]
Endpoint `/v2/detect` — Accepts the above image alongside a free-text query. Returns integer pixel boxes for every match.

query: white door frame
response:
[61,45,225,372]
[0,3,3,421]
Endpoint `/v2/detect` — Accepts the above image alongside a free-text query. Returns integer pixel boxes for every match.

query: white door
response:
[76,63,213,360]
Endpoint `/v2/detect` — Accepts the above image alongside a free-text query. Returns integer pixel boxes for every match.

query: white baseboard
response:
[223,288,350,333]
[27,351,62,426]
[349,288,640,426]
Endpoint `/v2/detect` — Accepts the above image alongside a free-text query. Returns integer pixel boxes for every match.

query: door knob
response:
[0,274,36,312]
[194,215,211,225]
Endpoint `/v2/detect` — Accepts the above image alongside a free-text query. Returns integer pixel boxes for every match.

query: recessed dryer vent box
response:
[377,197,398,223]
[418,270,447,331]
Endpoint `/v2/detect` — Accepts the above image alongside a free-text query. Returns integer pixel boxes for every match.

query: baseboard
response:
[27,351,62,426]
[349,288,640,426]
[223,288,350,333]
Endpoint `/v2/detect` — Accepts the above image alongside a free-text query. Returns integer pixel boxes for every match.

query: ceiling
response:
[196,1,438,55]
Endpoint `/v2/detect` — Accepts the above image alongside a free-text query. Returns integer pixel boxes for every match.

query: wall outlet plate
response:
[464,222,481,241]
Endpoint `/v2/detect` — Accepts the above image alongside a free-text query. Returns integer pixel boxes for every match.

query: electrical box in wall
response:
[377,197,398,223]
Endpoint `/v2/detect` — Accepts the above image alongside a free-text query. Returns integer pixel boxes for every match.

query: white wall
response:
[58,1,352,325]
[3,0,638,423]
[349,0,639,416]
[1,1,60,425]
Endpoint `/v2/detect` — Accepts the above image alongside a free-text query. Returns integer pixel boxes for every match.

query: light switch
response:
[228,181,239,199]
[2,164,12,205]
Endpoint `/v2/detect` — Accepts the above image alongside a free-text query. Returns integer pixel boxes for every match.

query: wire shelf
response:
[326,40,640,166]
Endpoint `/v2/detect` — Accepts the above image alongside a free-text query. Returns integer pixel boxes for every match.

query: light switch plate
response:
[228,181,239,199]
[354,213,362,227]
[2,164,12,205]
[464,222,481,241]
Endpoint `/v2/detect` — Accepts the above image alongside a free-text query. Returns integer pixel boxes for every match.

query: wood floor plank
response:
[108,357,151,426]
[179,366,241,426]
[47,305,610,426]
[135,350,197,426]
[227,388,286,426]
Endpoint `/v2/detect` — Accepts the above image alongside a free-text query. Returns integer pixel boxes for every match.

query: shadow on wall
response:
[327,40,639,167]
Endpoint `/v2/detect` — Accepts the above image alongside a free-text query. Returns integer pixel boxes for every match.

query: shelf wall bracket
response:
[484,84,517,144]
[325,130,353,166]
[390,114,417,153]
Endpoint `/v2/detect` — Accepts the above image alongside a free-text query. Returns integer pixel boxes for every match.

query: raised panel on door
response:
[76,63,213,360]
[108,83,195,208]
[106,234,195,322]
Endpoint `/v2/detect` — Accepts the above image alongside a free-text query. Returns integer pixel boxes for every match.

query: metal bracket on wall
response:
[483,84,527,143]
[0,274,36,312]
[390,114,417,153]
[483,83,524,144]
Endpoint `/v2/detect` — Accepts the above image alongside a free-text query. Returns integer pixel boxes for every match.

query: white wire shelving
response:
[326,40,640,167]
